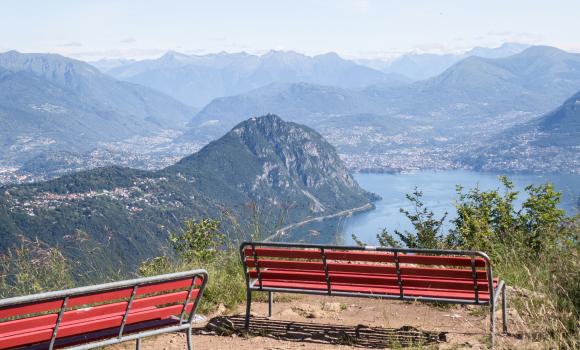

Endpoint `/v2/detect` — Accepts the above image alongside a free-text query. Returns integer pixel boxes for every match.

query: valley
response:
[1,5,578,348]
[1,45,580,187]
[0,115,376,277]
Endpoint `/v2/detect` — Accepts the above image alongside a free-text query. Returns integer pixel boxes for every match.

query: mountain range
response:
[463,89,580,172]
[357,42,530,81]
[95,50,410,107]
[0,51,196,167]
[188,46,580,161]
[2,44,579,182]
[0,115,375,276]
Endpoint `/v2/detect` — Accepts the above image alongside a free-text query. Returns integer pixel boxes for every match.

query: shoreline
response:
[263,202,375,242]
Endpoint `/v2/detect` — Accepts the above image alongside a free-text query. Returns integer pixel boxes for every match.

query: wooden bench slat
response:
[244,247,323,259]
[398,255,486,267]
[67,288,133,308]
[0,300,63,320]
[136,277,197,296]
[246,259,325,271]
[326,251,486,267]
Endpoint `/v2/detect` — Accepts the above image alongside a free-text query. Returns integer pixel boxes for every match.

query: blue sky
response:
[1,0,579,60]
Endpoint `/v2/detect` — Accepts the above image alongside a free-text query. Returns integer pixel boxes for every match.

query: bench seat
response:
[255,279,495,301]
[22,318,179,350]
[240,242,507,346]
[0,270,207,350]
[249,267,499,302]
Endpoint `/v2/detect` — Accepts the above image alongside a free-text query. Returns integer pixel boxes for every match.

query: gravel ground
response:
[109,294,538,350]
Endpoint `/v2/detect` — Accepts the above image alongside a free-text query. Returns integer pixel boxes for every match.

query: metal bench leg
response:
[186,327,193,350]
[244,289,252,330]
[490,302,497,347]
[135,338,141,350]
[268,291,273,317]
[502,284,508,334]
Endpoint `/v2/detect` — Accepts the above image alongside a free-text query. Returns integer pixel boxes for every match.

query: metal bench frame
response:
[240,242,507,346]
[0,269,208,350]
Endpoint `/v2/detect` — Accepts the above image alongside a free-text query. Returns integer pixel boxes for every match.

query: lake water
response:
[340,170,580,245]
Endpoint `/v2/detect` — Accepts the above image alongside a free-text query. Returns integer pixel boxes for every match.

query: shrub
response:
[368,187,448,249]
[169,218,225,264]
[359,177,578,347]
[139,218,246,313]
[0,240,74,298]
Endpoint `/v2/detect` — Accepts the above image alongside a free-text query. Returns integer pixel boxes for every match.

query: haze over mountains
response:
[0,115,374,274]
[95,50,409,107]
[0,51,196,176]
[194,46,580,129]
[356,42,530,81]
[1,43,579,185]
[188,46,580,172]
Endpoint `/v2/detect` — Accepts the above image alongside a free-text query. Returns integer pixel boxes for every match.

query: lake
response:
[340,170,580,245]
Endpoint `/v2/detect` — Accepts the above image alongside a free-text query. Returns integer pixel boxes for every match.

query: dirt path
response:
[108,294,538,350]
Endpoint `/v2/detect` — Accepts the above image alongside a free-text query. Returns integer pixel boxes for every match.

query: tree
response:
[448,177,566,256]
[376,188,447,249]
[169,218,225,264]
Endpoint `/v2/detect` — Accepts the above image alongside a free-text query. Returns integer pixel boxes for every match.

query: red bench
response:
[240,242,507,346]
[0,269,208,350]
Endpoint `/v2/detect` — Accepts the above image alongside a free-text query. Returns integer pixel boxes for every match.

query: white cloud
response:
[351,0,370,13]
[120,37,136,44]
[56,48,169,60]
[58,41,83,47]
[486,31,543,44]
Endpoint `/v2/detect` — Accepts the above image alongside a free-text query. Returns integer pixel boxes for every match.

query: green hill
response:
[0,115,375,276]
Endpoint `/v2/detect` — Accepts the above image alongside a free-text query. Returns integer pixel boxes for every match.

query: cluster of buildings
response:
[3,177,184,217]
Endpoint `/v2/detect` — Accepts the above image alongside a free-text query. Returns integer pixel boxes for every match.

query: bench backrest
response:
[0,269,208,350]
[240,242,494,305]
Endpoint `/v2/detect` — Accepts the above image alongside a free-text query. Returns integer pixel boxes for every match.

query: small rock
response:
[305,312,317,319]
[281,308,299,317]
[216,303,227,315]
[321,302,342,312]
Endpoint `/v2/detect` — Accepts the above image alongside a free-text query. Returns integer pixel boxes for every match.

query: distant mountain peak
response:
[466,42,530,58]
[263,49,304,57]
[314,52,343,60]
[515,45,571,58]
[246,113,283,124]
[160,50,191,61]
[0,50,103,88]
[0,51,195,167]
[261,50,308,63]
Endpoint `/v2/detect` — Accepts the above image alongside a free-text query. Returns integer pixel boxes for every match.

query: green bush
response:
[169,218,225,265]
[139,218,247,313]
[373,187,448,249]
[0,241,74,298]
[358,177,578,347]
